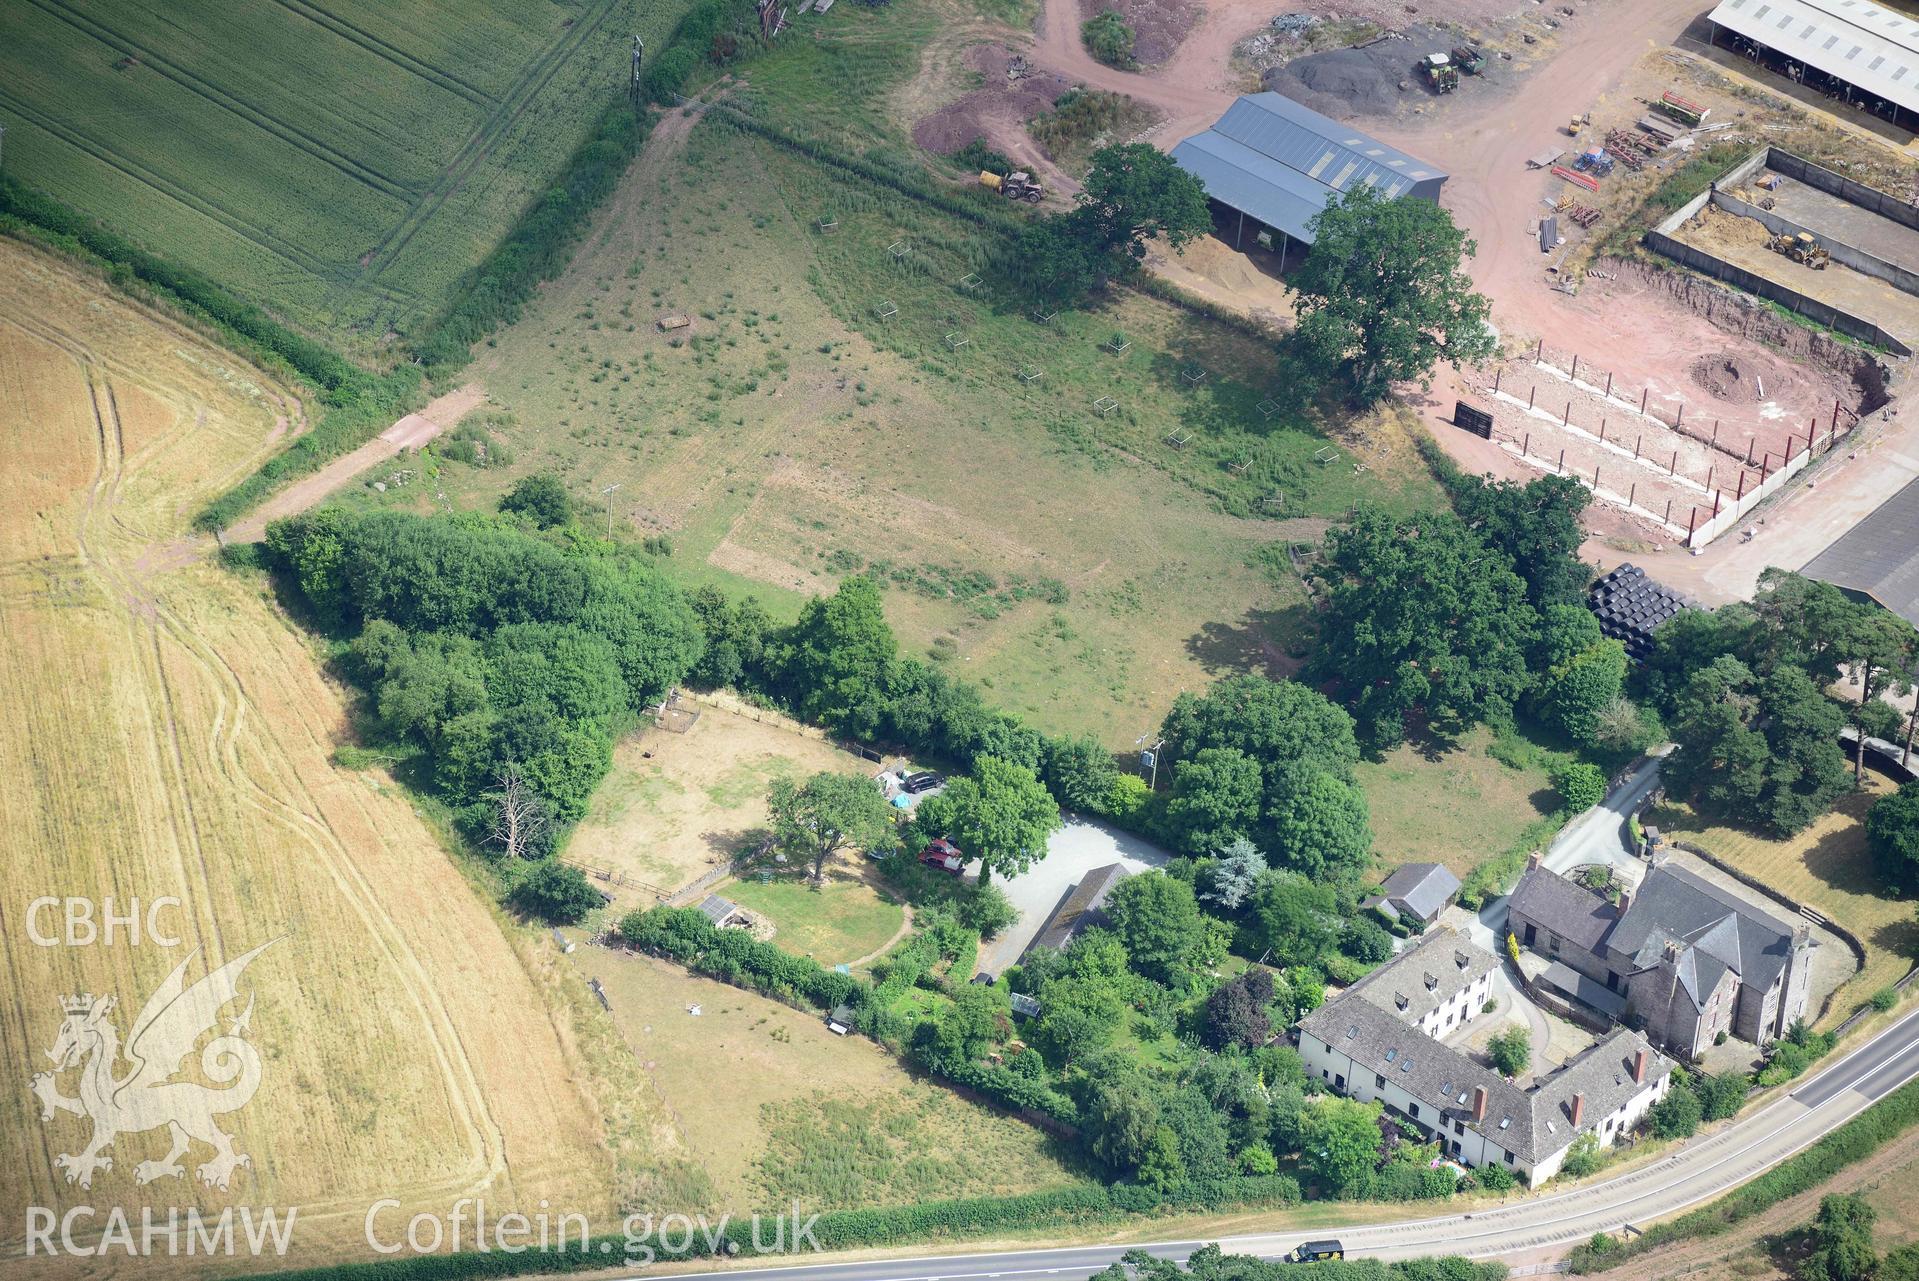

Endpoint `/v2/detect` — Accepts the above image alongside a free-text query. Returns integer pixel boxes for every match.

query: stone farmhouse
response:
[1507,855,1812,1059]
[1299,929,1673,1185]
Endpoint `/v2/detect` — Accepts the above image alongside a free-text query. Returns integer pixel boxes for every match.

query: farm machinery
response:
[1451,46,1485,74]
[1420,52,1459,91]
[1770,231,1830,269]
[979,169,1045,202]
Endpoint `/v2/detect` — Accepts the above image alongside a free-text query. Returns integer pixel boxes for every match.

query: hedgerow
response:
[1568,1076,1919,1272]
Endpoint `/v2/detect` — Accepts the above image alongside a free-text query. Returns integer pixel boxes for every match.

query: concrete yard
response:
[974,817,1171,977]
[1760,170,1919,277]
[1674,203,1919,346]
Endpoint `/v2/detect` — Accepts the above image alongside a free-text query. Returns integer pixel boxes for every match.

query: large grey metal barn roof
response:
[1708,0,1919,112]
[1170,93,1447,244]
[1801,474,1919,626]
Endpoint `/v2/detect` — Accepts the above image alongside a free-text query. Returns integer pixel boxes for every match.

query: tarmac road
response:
[643,997,1919,1281]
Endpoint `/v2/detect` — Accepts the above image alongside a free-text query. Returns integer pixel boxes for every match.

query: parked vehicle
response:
[1285,1241,1346,1264]
[979,170,1045,202]
[919,838,965,875]
[1419,52,1458,92]
[903,771,945,794]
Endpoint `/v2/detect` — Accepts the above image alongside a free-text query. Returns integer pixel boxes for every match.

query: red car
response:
[919,838,964,875]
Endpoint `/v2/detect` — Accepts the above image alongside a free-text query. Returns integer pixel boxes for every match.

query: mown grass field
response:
[567,697,871,902]
[588,949,1089,1211]
[1651,771,1917,1022]
[0,0,691,352]
[332,0,1441,742]
[1355,725,1561,880]
[727,871,908,967]
[0,239,657,1268]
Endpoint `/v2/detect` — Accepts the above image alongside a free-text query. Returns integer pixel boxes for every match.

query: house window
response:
[1409,1103,1421,1120]
[1335,1075,1346,1090]
[1377,1074,1386,1088]
[1505,1152,1516,1165]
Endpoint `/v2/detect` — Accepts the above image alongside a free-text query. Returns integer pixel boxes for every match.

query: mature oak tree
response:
[767,769,898,882]
[1290,183,1495,404]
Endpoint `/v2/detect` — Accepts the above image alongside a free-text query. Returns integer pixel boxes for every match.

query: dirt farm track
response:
[0,239,622,1276]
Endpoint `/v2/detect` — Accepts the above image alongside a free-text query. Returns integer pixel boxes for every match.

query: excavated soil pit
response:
[1688,354,1761,404]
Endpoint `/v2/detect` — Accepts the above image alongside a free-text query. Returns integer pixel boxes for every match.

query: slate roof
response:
[1170,93,1446,244]
[1376,862,1462,922]
[1708,0,1919,113]
[1300,995,1669,1162]
[1538,959,1629,1019]
[1589,564,1695,660]
[1509,867,1618,953]
[1611,863,1801,1004]
[1026,863,1129,954]
[1347,928,1499,1025]
[1802,475,1919,627]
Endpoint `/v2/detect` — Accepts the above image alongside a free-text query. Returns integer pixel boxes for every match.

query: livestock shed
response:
[1170,93,1447,261]
[1707,0,1919,130]
[1588,564,1694,660]
[1802,474,1919,626]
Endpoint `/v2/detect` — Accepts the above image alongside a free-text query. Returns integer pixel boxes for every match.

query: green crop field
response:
[0,0,692,353]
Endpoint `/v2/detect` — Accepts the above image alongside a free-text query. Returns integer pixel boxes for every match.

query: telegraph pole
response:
[1134,734,1164,791]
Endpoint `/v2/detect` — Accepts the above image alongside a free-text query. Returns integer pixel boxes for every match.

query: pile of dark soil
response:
[1262,24,1455,119]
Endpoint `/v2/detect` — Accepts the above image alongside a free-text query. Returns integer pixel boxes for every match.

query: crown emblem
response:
[59,994,96,1015]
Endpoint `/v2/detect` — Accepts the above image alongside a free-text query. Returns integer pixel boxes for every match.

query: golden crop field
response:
[0,240,642,1273]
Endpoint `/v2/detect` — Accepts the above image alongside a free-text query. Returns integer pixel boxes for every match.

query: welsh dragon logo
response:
[31,939,280,1191]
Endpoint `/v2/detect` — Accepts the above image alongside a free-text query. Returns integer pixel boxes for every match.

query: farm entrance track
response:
[361,0,624,279]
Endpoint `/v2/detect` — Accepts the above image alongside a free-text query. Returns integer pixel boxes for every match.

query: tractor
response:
[1420,52,1459,92]
[1770,231,1830,269]
[979,169,1045,202]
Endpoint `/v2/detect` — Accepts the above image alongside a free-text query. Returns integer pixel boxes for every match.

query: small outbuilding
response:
[1361,862,1462,927]
[826,1004,857,1036]
[1009,992,1042,1019]
[698,894,754,930]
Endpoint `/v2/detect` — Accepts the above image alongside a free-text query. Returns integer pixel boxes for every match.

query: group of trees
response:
[903,903,1457,1200]
[1644,569,1918,837]
[1305,473,1639,756]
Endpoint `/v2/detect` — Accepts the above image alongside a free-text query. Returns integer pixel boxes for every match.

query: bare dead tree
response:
[487,765,550,859]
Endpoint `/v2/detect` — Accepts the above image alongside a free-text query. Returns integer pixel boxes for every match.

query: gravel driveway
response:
[974,817,1172,977]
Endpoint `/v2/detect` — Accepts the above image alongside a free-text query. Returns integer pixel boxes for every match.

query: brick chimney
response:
[1570,1092,1586,1127]
[1617,887,1632,917]
[1471,1085,1488,1123]
[1527,850,1543,873]
[1632,1047,1648,1084]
